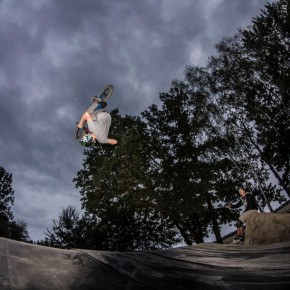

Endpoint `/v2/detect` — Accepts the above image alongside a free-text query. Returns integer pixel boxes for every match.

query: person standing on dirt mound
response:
[226,187,258,244]
[77,98,118,147]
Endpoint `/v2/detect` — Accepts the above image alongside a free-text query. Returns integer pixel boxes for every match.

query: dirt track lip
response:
[1,238,290,290]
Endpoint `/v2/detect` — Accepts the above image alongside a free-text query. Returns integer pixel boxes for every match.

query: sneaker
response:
[238,235,244,244]
[92,96,101,103]
[232,236,241,244]
[232,235,244,244]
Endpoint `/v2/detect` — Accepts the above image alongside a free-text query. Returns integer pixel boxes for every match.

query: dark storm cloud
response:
[0,0,274,240]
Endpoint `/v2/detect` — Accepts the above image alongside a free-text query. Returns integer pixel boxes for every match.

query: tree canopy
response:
[0,166,30,241]
[42,0,290,250]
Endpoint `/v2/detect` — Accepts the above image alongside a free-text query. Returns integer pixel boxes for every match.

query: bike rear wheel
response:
[94,84,114,111]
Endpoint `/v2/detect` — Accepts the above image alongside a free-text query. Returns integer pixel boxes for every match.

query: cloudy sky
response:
[0,0,274,241]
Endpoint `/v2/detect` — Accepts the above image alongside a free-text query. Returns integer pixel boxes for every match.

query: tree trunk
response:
[206,195,223,243]
[189,214,204,244]
[242,121,290,199]
[174,221,193,246]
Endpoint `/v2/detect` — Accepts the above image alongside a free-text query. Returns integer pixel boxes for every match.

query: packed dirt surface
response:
[1,237,290,289]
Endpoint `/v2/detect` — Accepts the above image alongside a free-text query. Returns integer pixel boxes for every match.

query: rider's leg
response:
[237,227,244,236]
[78,112,93,128]
[87,101,101,121]
[232,219,245,243]
[87,102,98,114]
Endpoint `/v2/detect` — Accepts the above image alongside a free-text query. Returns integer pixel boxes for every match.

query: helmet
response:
[80,134,94,147]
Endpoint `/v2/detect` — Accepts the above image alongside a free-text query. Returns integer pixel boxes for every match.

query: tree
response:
[0,166,30,241]
[72,1,289,247]
[43,206,83,249]
[0,166,14,224]
[0,166,15,238]
[208,0,290,198]
[241,0,290,195]
[7,220,30,241]
[142,77,237,244]
[73,110,181,250]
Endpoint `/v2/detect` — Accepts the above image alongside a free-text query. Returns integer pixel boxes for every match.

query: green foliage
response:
[70,0,290,248]
[0,166,30,241]
[43,206,83,249]
[142,78,241,244]
[6,220,30,241]
[0,166,14,223]
[208,0,290,197]
[73,111,181,250]
[39,206,108,250]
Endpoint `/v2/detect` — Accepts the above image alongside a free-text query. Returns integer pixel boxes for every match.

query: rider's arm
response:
[229,199,243,209]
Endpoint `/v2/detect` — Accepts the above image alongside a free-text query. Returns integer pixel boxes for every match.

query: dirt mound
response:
[245,211,290,245]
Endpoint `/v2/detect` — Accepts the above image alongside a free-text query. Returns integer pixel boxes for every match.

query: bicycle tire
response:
[94,84,114,111]
[99,84,114,101]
